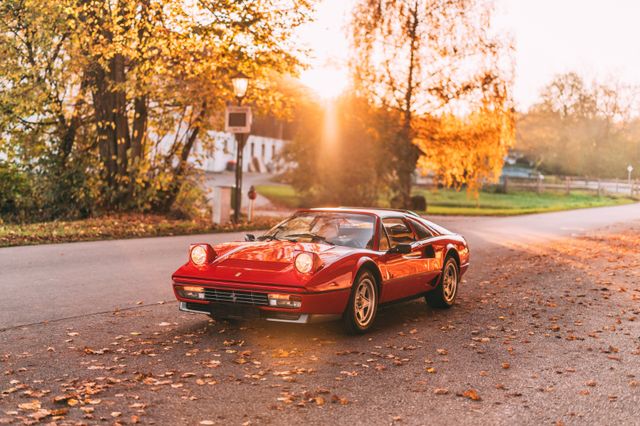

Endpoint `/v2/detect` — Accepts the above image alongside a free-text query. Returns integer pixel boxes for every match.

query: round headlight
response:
[190,245,208,266]
[294,252,314,274]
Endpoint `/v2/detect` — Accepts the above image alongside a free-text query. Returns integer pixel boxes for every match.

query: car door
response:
[406,217,443,288]
[377,217,425,302]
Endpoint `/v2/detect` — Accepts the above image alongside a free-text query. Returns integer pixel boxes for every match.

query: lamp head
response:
[232,72,249,100]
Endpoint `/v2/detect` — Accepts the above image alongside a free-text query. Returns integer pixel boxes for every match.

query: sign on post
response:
[225,106,252,134]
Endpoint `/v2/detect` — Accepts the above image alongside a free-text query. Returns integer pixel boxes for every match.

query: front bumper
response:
[173,280,349,324]
[179,301,340,324]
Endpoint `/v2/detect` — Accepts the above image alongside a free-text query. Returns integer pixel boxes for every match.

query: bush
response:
[0,161,34,222]
[169,175,210,220]
[410,195,427,211]
[0,156,96,224]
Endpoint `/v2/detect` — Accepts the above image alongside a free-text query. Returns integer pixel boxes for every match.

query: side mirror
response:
[245,234,256,242]
[388,243,412,255]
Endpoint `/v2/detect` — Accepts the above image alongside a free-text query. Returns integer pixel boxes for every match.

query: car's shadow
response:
[176,295,465,345]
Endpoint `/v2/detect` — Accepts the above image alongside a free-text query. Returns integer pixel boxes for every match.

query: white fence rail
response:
[500,176,640,197]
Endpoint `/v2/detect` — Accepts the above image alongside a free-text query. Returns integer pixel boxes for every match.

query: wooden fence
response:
[500,176,640,197]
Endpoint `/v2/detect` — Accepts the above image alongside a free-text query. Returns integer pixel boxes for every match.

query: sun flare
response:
[299,66,349,99]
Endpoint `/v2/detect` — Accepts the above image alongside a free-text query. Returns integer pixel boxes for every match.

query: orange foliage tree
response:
[351,0,514,205]
[0,0,312,218]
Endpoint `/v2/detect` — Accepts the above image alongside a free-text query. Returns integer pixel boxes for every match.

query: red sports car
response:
[171,208,469,333]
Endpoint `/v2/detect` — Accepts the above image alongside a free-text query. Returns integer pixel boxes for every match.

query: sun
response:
[299,66,350,100]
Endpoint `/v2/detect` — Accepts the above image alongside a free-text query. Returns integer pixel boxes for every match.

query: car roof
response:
[300,207,422,219]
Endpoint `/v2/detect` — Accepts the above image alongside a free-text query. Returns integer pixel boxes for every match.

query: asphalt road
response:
[1,207,640,425]
[1,202,640,330]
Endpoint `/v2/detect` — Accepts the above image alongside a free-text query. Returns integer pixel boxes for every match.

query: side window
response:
[382,218,417,248]
[408,219,433,240]
[378,221,390,251]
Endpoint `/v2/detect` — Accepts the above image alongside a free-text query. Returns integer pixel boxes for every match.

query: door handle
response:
[402,252,422,259]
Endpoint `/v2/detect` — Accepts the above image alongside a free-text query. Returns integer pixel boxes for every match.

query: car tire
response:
[342,270,379,334]
[426,256,459,309]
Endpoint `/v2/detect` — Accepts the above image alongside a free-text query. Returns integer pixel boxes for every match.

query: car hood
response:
[172,240,355,289]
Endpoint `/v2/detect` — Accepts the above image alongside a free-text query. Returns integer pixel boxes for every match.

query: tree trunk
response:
[92,64,117,184]
[395,0,420,209]
[111,53,130,179]
[131,95,148,161]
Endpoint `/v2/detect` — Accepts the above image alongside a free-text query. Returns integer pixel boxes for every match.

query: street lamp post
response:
[231,73,250,223]
[628,165,634,195]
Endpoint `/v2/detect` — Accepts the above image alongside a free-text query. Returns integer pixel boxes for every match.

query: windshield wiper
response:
[257,234,282,241]
[257,225,286,241]
[282,233,335,245]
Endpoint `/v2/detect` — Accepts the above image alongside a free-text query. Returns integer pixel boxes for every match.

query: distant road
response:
[1,202,639,329]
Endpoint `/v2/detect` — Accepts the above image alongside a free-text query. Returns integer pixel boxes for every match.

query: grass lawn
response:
[256,184,303,208]
[413,188,635,215]
[0,214,280,248]
[256,184,637,216]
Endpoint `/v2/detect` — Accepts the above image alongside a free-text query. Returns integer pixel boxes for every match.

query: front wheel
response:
[342,270,378,334]
[426,257,459,309]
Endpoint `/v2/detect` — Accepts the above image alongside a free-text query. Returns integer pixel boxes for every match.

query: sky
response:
[298,0,640,109]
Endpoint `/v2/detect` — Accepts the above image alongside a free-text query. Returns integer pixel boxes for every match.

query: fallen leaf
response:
[463,389,481,401]
[18,401,41,411]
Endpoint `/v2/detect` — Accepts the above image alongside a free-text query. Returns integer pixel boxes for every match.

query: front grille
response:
[203,288,269,306]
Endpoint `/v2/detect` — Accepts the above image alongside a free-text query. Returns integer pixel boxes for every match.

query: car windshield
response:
[261,212,375,249]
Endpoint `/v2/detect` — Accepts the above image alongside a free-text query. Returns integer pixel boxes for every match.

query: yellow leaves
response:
[415,107,514,194]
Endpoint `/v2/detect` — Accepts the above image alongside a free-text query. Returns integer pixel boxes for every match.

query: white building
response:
[155,130,286,174]
[193,131,286,173]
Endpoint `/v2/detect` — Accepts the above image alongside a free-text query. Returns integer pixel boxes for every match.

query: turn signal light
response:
[268,293,302,309]
[176,285,205,300]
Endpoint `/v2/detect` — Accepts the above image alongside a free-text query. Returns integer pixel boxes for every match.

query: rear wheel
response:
[342,270,378,334]
[426,256,459,309]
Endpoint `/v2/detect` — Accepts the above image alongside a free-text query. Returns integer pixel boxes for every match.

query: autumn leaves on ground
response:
[1,223,638,425]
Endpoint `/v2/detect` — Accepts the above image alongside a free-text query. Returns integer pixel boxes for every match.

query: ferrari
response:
[171,208,469,333]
